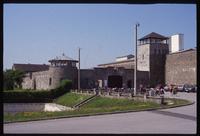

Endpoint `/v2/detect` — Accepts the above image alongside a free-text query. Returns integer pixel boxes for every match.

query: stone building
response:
[13,54,78,90]
[98,54,134,69]
[137,32,169,86]
[12,32,196,90]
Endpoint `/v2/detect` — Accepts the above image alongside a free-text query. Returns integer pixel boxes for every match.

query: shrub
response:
[51,79,72,98]
[3,90,52,103]
[3,80,72,103]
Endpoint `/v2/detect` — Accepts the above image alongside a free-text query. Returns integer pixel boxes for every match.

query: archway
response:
[108,75,122,88]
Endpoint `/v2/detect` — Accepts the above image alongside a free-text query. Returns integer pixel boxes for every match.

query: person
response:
[139,84,143,94]
[173,85,178,96]
[169,84,173,96]
[160,85,165,95]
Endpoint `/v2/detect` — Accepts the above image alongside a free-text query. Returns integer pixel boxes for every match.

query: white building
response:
[169,34,184,53]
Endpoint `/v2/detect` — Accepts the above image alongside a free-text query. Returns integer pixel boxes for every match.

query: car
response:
[177,85,184,92]
[183,84,196,93]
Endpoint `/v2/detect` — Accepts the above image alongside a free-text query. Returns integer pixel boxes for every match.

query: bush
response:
[51,79,72,98]
[3,80,72,103]
[3,90,52,103]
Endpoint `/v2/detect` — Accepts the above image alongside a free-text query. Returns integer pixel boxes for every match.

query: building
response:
[13,32,196,90]
[137,32,169,86]
[169,34,184,53]
[13,54,78,90]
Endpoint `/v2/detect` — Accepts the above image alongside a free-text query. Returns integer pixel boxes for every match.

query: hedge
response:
[3,79,72,103]
[51,79,72,99]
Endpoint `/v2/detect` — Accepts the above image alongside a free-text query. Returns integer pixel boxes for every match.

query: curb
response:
[4,100,194,124]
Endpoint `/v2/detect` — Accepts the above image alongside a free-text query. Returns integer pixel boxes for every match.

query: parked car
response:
[195,86,197,92]
[183,84,196,93]
[177,85,184,92]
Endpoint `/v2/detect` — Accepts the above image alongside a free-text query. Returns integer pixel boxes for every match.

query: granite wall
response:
[165,49,196,85]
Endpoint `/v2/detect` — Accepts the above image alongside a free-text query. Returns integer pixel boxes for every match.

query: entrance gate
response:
[108,75,122,88]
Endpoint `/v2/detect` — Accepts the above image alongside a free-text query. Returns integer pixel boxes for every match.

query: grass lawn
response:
[4,92,191,123]
[53,92,92,107]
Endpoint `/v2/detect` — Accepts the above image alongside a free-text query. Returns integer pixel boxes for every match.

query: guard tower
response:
[48,53,78,89]
[48,53,78,68]
[137,32,169,86]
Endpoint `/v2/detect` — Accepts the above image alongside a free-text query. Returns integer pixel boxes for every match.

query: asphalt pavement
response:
[3,92,197,134]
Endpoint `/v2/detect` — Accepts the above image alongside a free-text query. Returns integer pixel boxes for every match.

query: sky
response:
[3,4,196,70]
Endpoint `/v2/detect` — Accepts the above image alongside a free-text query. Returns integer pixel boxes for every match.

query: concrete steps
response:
[72,94,97,109]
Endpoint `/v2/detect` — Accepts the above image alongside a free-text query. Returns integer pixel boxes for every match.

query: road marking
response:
[150,110,196,121]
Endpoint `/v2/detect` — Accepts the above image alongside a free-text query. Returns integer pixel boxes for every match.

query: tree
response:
[4,69,25,90]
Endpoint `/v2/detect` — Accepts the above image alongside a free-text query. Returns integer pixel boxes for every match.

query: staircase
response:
[72,94,97,109]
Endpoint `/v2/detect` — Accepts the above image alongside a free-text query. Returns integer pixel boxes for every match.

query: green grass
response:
[4,93,192,123]
[54,92,92,107]
[80,96,160,111]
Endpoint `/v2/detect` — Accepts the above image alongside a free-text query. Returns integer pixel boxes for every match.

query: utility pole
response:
[134,23,140,96]
[78,47,81,90]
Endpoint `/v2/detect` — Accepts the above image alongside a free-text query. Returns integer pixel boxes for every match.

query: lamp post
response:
[134,23,139,96]
[78,47,81,90]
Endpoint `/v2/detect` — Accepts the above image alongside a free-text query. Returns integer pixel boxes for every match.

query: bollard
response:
[144,93,147,102]
[160,95,164,105]
[118,92,121,97]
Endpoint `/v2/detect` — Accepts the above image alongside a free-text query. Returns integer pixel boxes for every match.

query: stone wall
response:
[149,44,169,86]
[80,67,149,89]
[22,66,78,90]
[165,49,196,85]
[138,44,150,71]
[138,43,169,86]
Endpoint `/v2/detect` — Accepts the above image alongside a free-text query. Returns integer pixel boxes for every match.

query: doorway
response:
[108,75,122,88]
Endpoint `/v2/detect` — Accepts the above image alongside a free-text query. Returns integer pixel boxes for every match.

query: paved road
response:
[4,92,197,134]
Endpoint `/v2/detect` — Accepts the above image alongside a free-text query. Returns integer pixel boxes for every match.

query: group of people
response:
[139,84,178,96]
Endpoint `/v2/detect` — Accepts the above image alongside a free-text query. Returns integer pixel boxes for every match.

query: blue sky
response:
[3,4,196,69]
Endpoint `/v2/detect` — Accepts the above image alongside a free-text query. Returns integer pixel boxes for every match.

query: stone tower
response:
[48,53,78,89]
[137,32,169,86]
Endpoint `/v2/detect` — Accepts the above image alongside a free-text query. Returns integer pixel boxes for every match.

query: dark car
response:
[183,84,196,93]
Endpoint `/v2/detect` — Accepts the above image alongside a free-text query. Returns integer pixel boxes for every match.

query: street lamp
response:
[78,47,81,90]
[134,23,140,96]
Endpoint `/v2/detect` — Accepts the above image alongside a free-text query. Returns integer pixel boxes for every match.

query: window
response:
[142,54,144,60]
[49,78,52,86]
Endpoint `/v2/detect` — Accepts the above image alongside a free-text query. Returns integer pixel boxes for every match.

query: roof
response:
[12,64,49,73]
[139,32,168,40]
[98,58,134,66]
[116,54,134,59]
[168,48,196,55]
[49,53,78,62]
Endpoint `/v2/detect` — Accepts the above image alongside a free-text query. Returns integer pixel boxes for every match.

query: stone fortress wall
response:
[165,49,196,85]
[22,65,78,90]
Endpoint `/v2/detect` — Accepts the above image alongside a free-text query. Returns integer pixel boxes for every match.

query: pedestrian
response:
[139,84,143,94]
[170,84,173,96]
[173,85,178,96]
[160,85,165,95]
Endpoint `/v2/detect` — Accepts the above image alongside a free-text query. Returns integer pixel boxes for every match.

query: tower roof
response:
[48,53,78,63]
[139,32,168,40]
